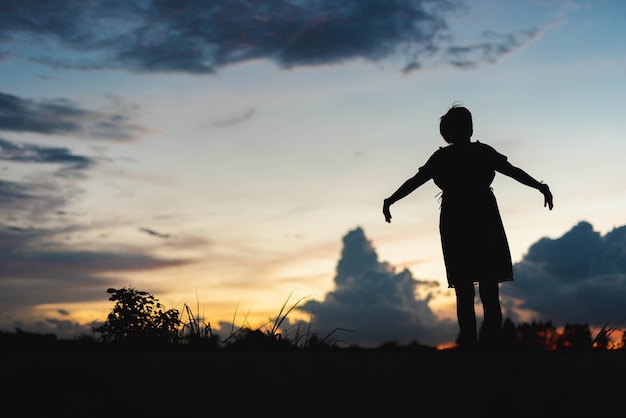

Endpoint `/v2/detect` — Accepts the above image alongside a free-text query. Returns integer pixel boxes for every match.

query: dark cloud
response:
[0,137,94,170]
[0,177,72,222]
[0,179,40,204]
[139,227,170,239]
[501,221,626,327]
[211,108,256,128]
[0,90,141,223]
[0,225,193,334]
[443,29,537,69]
[0,93,83,134]
[298,226,457,347]
[0,92,147,141]
[0,136,97,222]
[0,0,538,74]
[0,88,170,337]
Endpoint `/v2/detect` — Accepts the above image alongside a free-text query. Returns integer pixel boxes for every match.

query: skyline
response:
[1,0,626,347]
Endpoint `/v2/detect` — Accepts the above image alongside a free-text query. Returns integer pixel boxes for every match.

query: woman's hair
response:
[439,103,473,144]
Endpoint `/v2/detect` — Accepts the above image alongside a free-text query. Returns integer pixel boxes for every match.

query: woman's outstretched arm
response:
[383,171,431,223]
[497,162,554,210]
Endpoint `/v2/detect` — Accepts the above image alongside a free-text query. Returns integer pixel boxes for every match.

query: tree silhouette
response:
[517,320,559,350]
[92,287,180,346]
[558,323,593,351]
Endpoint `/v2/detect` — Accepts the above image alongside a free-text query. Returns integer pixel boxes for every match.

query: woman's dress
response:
[419,141,513,288]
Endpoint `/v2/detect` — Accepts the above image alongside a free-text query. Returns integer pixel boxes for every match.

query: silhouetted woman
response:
[382,104,553,350]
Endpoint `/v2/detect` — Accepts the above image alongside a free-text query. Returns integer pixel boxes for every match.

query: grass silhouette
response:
[195,290,354,351]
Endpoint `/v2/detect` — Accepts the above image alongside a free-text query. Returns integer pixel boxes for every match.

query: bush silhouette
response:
[92,287,180,346]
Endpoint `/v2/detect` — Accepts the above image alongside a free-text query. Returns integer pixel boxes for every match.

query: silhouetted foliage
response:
[500,317,520,348]
[558,323,593,351]
[517,320,559,351]
[593,327,611,350]
[92,287,181,347]
[0,328,57,349]
[223,327,298,351]
[179,303,220,349]
[591,317,625,350]
[502,320,606,351]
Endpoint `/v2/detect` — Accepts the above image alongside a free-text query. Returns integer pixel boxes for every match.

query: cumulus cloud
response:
[0,0,538,74]
[501,221,626,327]
[293,221,626,348]
[298,226,457,347]
[0,92,147,141]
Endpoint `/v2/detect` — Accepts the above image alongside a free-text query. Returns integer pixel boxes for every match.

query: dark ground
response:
[2,345,624,417]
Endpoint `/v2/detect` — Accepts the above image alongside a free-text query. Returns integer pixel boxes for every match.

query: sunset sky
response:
[1,0,626,348]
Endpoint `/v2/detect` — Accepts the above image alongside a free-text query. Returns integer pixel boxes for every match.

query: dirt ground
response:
[3,347,624,417]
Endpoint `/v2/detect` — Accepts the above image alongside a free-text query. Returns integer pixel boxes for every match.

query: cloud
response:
[297,226,457,347]
[7,220,626,345]
[0,206,244,339]
[0,177,77,223]
[0,137,94,171]
[443,29,537,69]
[139,227,170,239]
[0,136,97,222]
[0,90,146,224]
[294,221,626,348]
[0,92,147,141]
[0,0,538,74]
[10,317,95,339]
[501,221,626,327]
[211,108,256,128]
[0,225,193,332]
[0,89,175,337]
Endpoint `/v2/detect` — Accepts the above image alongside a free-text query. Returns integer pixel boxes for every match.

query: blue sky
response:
[1,0,625,347]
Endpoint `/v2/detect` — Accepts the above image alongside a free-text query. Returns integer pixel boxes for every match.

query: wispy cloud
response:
[0,137,94,170]
[0,226,192,308]
[139,227,170,239]
[0,136,97,222]
[0,221,195,338]
[0,0,539,74]
[443,29,538,69]
[0,92,147,141]
[211,108,256,128]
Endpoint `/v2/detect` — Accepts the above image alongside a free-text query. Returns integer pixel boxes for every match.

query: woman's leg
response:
[478,281,502,347]
[455,282,477,349]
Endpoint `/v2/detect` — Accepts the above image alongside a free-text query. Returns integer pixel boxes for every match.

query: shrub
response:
[92,287,181,346]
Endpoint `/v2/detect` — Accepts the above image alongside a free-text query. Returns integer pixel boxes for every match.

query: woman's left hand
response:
[540,184,553,210]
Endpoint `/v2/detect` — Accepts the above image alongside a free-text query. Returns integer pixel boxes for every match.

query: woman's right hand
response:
[383,199,392,223]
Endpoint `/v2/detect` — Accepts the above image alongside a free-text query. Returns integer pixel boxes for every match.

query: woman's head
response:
[439,103,473,144]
